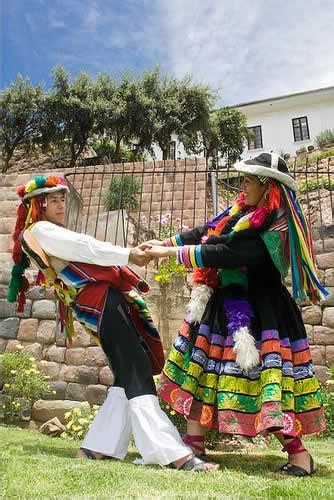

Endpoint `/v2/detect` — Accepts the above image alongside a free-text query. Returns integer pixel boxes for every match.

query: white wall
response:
[237,88,334,159]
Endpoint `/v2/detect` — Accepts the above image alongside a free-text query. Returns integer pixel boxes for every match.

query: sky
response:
[1,0,334,105]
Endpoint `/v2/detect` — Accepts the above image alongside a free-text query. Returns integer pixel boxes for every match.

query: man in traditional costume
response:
[7,175,218,471]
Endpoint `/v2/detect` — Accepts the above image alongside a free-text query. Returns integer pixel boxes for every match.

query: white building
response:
[234,86,334,159]
[149,86,334,161]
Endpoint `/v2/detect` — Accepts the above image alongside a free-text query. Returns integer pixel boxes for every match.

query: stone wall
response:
[1,169,334,424]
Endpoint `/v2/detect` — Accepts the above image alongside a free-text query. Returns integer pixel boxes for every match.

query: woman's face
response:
[42,191,66,225]
[240,175,266,207]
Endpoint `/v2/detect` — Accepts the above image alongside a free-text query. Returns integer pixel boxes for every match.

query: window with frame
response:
[292,116,310,142]
[247,125,263,150]
[168,140,176,160]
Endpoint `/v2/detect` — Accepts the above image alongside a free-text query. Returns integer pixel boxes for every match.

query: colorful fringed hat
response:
[234,152,298,191]
[17,175,69,201]
[7,175,69,312]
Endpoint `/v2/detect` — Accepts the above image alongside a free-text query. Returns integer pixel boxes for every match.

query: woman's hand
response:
[144,239,165,246]
[145,246,177,259]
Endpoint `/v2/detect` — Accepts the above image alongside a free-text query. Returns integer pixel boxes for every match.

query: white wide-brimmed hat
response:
[233,152,298,191]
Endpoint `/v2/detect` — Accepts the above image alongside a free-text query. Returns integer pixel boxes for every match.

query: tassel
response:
[233,326,260,372]
[36,270,46,285]
[186,284,213,323]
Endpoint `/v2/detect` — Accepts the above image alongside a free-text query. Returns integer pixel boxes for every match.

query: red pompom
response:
[17,185,26,198]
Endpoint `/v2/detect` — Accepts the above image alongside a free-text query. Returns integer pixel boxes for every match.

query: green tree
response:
[148,74,214,160]
[95,72,152,162]
[0,75,45,172]
[45,66,96,167]
[203,107,249,167]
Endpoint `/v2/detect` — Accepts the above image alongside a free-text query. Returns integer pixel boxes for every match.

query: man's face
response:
[42,191,66,225]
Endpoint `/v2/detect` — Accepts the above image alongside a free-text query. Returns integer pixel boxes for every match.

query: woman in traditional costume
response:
[7,174,218,471]
[146,152,327,477]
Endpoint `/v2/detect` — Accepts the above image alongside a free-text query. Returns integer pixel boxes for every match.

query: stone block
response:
[37,360,60,380]
[0,338,7,353]
[36,320,57,344]
[77,366,99,385]
[304,324,313,344]
[326,346,334,365]
[27,286,46,300]
[32,300,56,320]
[316,252,334,270]
[85,346,107,366]
[5,340,24,352]
[86,384,107,405]
[32,400,85,424]
[301,305,322,325]
[323,307,334,328]
[45,288,56,300]
[65,348,86,366]
[313,365,329,385]
[313,326,334,345]
[23,342,43,359]
[45,345,66,363]
[59,365,79,383]
[71,322,95,348]
[321,287,334,306]
[0,317,19,339]
[66,383,87,401]
[99,365,114,386]
[45,381,67,400]
[325,268,334,287]
[310,345,326,365]
[17,318,39,342]
[55,329,66,347]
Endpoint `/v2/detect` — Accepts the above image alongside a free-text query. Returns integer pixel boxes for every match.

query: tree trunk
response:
[115,134,122,162]
[162,149,168,160]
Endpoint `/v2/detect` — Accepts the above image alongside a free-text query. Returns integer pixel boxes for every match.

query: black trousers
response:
[98,287,156,400]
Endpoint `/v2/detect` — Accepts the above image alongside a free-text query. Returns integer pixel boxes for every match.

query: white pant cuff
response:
[129,394,192,466]
[82,386,131,459]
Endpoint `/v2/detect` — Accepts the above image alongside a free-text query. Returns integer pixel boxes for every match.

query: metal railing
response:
[65,156,333,247]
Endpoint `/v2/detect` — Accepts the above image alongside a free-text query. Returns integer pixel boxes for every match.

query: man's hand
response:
[129,245,152,267]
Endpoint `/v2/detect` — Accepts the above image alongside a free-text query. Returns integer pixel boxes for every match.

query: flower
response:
[10,370,17,374]
[16,345,24,350]
[64,411,71,419]
[92,405,99,410]
[73,408,81,416]
[4,384,10,388]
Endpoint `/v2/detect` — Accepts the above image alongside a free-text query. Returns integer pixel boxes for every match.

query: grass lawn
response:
[0,426,333,499]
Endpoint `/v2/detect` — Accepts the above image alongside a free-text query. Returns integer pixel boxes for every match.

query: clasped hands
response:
[128,240,177,267]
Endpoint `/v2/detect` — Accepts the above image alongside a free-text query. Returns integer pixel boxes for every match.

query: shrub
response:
[89,138,145,162]
[0,351,51,423]
[299,176,334,194]
[321,365,334,437]
[315,129,334,148]
[296,147,307,156]
[149,213,188,285]
[61,403,99,440]
[103,174,142,211]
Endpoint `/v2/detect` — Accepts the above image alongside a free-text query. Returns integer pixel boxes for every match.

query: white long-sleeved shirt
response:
[30,221,130,267]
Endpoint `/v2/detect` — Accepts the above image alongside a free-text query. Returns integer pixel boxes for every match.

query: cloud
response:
[3,0,334,104]
[155,0,334,104]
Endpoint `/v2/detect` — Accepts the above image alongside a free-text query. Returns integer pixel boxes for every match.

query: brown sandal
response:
[280,438,316,477]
